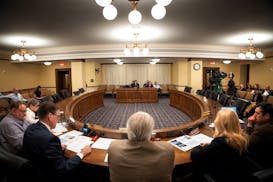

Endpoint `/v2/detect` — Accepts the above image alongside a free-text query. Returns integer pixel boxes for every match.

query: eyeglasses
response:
[18,109,27,113]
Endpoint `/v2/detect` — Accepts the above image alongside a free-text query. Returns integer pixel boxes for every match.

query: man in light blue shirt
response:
[6,88,27,102]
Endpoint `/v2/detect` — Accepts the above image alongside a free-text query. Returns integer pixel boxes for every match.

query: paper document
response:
[91,137,115,150]
[59,130,83,144]
[51,123,68,136]
[66,136,93,153]
[168,133,213,152]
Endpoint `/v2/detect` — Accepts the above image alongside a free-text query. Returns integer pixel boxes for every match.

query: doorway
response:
[55,68,72,96]
[202,67,220,90]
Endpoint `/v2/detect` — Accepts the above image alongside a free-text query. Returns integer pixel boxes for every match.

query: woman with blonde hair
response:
[190,109,251,182]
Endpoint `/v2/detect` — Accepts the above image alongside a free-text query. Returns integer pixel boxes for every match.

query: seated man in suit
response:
[23,101,91,182]
[108,111,174,182]
[246,103,273,168]
[0,100,30,155]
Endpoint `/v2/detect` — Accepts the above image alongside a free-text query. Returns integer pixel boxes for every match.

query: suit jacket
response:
[246,121,273,168]
[108,140,174,182]
[23,121,82,180]
[191,137,252,182]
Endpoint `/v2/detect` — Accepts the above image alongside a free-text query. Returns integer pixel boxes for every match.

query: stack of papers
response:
[168,133,213,152]
[91,137,115,150]
[59,130,93,152]
[51,123,68,136]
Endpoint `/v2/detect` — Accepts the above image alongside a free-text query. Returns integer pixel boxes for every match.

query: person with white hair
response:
[108,111,174,182]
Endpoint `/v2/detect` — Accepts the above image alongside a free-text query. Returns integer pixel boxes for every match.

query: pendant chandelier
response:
[238,38,264,59]
[95,0,172,25]
[124,32,149,56]
[11,40,37,61]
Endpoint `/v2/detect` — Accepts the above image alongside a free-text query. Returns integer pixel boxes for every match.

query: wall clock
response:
[193,63,201,70]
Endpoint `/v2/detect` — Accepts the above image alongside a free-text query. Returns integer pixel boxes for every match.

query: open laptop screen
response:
[220,106,237,113]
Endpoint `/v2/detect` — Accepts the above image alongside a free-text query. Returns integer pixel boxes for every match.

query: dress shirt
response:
[0,114,30,154]
[24,108,38,124]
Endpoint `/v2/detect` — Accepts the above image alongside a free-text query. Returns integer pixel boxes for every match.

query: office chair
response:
[218,94,231,106]
[231,98,251,119]
[0,147,37,182]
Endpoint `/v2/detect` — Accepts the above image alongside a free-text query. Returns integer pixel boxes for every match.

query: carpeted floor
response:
[84,96,192,129]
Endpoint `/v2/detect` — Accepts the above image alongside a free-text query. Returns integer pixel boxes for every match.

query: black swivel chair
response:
[218,94,231,106]
[231,98,251,119]
[0,147,37,182]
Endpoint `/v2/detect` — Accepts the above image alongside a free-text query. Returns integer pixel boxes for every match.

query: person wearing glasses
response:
[0,100,30,155]
[23,101,91,181]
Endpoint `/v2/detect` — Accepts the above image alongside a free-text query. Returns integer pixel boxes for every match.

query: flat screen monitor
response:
[220,106,237,113]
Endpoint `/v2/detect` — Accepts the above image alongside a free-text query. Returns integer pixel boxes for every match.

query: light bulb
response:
[113,58,122,63]
[11,54,19,60]
[142,48,149,56]
[155,0,172,6]
[103,4,117,20]
[223,60,231,64]
[250,54,255,59]
[44,61,52,66]
[246,51,251,58]
[117,62,123,65]
[95,0,111,7]
[133,47,140,56]
[150,61,156,64]
[18,56,24,62]
[124,48,130,56]
[24,53,30,60]
[256,51,264,58]
[128,10,142,24]
[238,53,246,59]
[151,4,166,20]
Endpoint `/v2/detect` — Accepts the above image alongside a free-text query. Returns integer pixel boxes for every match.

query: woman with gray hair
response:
[24,98,40,124]
[108,111,174,182]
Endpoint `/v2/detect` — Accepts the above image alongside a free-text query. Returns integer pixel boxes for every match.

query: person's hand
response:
[247,114,256,127]
[80,145,92,156]
[61,144,67,151]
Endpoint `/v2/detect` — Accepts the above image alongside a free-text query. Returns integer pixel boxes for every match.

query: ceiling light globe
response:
[103,5,118,20]
[18,56,24,62]
[250,54,255,59]
[152,58,160,63]
[124,48,130,56]
[24,53,31,60]
[128,10,142,25]
[133,47,140,56]
[142,48,149,56]
[44,61,52,66]
[11,54,19,60]
[95,0,112,7]
[117,62,123,65]
[113,58,122,63]
[223,60,231,64]
[155,0,172,6]
[256,51,264,58]
[151,4,166,20]
[246,51,252,58]
[31,55,37,60]
[238,53,246,59]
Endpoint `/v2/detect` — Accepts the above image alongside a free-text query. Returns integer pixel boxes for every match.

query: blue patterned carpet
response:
[83,96,192,129]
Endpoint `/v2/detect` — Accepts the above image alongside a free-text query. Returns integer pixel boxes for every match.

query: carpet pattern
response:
[84,97,192,129]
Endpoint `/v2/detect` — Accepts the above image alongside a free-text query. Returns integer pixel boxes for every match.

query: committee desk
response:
[57,89,218,167]
[116,88,158,103]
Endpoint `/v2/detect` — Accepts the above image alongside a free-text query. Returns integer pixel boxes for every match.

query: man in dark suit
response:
[23,101,91,182]
[108,111,174,182]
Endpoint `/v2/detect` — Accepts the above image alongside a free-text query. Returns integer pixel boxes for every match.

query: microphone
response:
[82,120,89,136]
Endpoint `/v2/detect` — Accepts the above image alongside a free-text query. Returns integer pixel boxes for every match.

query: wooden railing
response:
[59,90,209,139]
